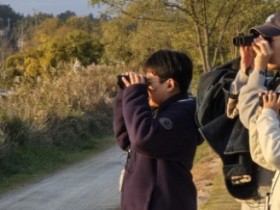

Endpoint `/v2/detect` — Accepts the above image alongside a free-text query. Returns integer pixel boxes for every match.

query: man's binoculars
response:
[233,34,272,47]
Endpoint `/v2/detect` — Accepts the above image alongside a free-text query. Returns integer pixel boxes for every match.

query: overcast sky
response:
[0,0,103,17]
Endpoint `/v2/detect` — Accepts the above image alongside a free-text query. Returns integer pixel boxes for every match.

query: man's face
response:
[268,35,280,69]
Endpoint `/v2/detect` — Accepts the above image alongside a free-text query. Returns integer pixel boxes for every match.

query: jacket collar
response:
[152,93,188,117]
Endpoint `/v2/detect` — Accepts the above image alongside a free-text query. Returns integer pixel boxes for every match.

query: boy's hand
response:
[122,72,146,87]
[262,91,280,114]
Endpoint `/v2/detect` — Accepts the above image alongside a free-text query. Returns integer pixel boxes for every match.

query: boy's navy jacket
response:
[113,84,200,210]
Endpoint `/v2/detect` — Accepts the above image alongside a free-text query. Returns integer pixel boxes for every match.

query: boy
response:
[113,49,200,210]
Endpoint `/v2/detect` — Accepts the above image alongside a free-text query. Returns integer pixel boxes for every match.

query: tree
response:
[5,16,104,82]
[57,11,76,21]
[0,4,23,69]
[90,0,280,72]
[0,4,23,26]
[63,30,103,66]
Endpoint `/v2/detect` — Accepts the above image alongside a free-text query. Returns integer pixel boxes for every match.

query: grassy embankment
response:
[0,64,120,195]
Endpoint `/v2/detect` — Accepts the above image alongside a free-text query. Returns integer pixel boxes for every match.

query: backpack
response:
[195,57,260,200]
[196,59,238,127]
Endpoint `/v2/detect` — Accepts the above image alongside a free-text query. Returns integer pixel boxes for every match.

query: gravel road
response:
[0,145,124,210]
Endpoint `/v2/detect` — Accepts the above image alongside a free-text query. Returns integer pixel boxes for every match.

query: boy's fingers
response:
[123,79,129,87]
[129,72,138,84]
[128,72,145,84]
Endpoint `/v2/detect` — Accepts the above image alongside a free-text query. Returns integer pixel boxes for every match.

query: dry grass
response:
[0,64,119,129]
[0,64,120,157]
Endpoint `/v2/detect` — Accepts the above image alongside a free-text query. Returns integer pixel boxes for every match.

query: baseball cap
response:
[250,12,280,37]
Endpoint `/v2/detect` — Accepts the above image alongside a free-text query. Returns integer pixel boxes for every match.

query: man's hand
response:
[252,36,273,71]
[240,46,255,74]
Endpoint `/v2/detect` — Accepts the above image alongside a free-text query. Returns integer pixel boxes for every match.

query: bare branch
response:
[100,0,174,22]
[211,0,239,67]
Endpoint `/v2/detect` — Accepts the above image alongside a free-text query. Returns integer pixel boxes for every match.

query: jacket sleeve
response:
[230,70,249,95]
[122,85,198,160]
[227,70,248,118]
[113,89,130,151]
[249,114,275,171]
[257,108,280,171]
[238,70,267,128]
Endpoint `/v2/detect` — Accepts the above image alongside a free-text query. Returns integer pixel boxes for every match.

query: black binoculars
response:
[117,75,129,89]
[233,34,272,47]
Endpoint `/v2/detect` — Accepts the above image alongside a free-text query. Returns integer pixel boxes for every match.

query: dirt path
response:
[0,146,124,210]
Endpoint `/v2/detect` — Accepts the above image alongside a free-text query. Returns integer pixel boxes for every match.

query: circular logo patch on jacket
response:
[159,117,173,130]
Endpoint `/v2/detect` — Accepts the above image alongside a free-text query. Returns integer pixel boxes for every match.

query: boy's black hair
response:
[143,49,193,93]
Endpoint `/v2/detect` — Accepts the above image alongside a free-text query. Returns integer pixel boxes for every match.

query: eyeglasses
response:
[146,78,167,86]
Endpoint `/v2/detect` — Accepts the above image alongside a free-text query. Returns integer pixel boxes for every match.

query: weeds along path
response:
[0,145,123,210]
